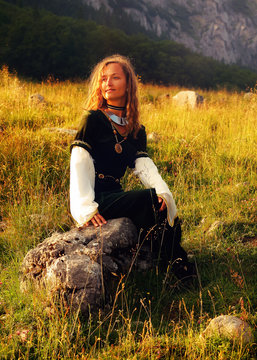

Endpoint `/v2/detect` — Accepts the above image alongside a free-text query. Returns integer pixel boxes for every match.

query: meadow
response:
[0,66,257,359]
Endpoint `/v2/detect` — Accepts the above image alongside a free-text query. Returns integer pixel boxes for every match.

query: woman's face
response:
[101,63,127,106]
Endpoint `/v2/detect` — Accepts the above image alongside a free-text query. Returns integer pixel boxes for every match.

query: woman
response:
[70,54,195,279]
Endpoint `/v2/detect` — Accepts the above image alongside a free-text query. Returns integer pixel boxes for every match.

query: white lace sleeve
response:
[70,146,98,226]
[133,157,177,225]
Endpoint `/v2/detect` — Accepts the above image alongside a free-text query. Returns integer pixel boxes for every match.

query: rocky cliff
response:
[82,0,257,71]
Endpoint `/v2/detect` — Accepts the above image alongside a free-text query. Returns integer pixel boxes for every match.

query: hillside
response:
[1,0,257,89]
[85,0,257,71]
[5,0,257,71]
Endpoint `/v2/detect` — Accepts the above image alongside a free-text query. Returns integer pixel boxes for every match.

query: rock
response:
[20,218,145,313]
[172,91,204,108]
[29,214,49,225]
[29,94,46,104]
[201,315,254,344]
[206,220,223,235]
[244,92,257,101]
[83,0,257,70]
[147,132,160,143]
[45,127,77,136]
[0,221,7,232]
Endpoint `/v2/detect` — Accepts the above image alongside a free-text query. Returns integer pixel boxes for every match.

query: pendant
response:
[115,143,123,154]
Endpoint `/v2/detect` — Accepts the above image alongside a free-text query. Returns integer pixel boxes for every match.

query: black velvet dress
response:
[71,110,189,271]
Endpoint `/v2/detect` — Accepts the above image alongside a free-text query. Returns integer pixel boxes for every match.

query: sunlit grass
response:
[0,67,256,359]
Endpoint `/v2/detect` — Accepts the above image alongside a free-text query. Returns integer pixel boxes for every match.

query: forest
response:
[1,0,257,89]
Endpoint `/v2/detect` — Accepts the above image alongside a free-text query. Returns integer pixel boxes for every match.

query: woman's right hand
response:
[80,213,107,229]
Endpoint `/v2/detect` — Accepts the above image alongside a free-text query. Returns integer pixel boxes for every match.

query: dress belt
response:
[96,172,120,183]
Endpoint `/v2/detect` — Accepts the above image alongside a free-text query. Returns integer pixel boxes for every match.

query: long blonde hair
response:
[85,54,140,136]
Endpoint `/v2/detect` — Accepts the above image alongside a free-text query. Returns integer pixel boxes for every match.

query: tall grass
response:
[0,67,256,359]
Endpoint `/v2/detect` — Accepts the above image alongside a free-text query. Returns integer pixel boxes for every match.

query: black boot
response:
[157,217,197,282]
[172,258,197,281]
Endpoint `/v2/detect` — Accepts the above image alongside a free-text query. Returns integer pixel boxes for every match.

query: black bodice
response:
[71,110,148,192]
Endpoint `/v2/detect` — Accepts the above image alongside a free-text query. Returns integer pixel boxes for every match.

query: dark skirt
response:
[95,188,188,267]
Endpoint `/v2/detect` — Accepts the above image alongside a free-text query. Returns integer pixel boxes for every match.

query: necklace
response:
[104,109,128,126]
[110,122,127,154]
[108,113,128,126]
[107,103,126,111]
[102,110,128,154]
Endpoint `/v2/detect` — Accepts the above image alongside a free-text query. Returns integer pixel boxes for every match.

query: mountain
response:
[4,0,257,71]
[1,0,257,88]
[82,0,257,71]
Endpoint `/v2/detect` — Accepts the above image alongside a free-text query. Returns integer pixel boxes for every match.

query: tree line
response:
[1,0,257,89]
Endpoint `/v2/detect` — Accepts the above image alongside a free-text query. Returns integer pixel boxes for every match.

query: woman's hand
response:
[79,213,107,229]
[158,196,167,212]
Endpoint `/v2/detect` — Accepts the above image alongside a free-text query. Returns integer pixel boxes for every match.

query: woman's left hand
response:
[158,196,166,211]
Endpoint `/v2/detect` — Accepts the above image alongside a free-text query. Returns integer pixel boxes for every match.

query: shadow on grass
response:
[220,222,257,243]
[117,242,257,328]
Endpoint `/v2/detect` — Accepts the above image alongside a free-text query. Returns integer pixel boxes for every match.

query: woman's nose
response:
[107,77,112,86]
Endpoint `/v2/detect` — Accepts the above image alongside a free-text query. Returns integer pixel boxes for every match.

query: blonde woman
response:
[70,54,195,279]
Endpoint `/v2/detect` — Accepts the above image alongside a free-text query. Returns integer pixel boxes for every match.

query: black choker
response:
[107,104,126,111]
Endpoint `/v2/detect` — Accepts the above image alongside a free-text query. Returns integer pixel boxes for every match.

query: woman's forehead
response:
[102,62,125,75]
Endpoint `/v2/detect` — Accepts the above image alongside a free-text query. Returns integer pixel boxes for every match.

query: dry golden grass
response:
[0,67,256,359]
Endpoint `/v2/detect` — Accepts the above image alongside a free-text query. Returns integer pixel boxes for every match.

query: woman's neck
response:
[107,109,123,117]
[106,102,126,117]
[106,107,125,118]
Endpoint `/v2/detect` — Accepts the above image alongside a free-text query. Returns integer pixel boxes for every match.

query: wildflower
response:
[230,269,244,289]
[16,329,29,342]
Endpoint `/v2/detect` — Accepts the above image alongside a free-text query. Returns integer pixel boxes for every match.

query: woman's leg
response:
[96,188,158,230]
[152,216,188,265]
[96,188,192,273]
